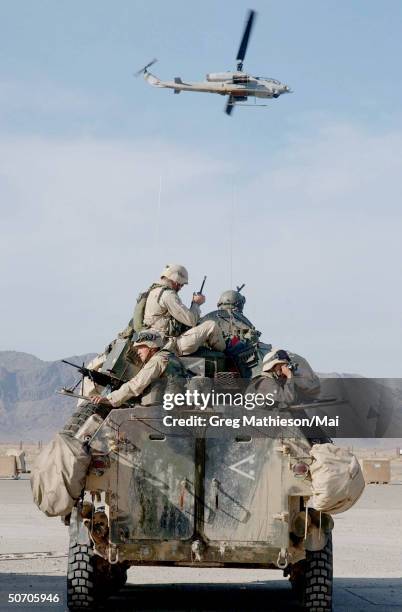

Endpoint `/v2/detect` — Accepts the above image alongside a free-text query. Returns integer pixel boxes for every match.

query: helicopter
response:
[136,10,291,115]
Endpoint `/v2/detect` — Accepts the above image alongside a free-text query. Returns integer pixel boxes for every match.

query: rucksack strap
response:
[155,285,172,304]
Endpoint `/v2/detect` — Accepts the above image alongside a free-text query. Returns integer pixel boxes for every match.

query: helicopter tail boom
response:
[143,71,164,87]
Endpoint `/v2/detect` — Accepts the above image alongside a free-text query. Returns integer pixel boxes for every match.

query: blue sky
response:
[1,1,401,375]
[2,1,402,145]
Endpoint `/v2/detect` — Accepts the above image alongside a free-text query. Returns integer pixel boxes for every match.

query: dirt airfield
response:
[0,457,401,611]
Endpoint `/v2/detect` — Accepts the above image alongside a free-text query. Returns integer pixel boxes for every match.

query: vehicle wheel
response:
[67,542,96,611]
[61,401,111,437]
[67,544,128,610]
[288,535,333,611]
[303,534,333,611]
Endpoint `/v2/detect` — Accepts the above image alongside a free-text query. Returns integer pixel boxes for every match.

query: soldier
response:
[92,330,185,408]
[200,289,261,344]
[252,348,297,405]
[248,348,320,405]
[218,289,246,313]
[138,264,225,356]
[76,265,224,407]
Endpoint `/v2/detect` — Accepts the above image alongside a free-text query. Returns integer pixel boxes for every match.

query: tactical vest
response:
[200,309,260,343]
[142,284,187,337]
[140,350,188,406]
[133,283,171,333]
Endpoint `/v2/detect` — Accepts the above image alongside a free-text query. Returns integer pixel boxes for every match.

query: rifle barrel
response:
[199,275,207,294]
[61,359,83,370]
[57,389,94,402]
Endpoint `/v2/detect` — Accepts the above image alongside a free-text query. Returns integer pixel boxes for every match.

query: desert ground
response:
[0,449,401,611]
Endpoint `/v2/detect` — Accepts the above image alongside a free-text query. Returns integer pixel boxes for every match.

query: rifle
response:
[57,389,99,402]
[192,275,207,301]
[170,276,207,336]
[61,360,125,390]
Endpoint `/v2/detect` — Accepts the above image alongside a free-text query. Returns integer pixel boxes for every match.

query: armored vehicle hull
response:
[66,405,333,611]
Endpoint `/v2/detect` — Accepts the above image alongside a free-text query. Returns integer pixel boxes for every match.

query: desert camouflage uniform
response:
[107,349,185,407]
[199,289,260,344]
[143,278,225,355]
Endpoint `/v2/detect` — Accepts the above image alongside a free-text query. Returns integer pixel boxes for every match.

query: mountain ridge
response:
[0,351,400,448]
[0,350,96,442]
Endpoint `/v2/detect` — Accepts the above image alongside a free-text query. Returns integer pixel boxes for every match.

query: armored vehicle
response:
[65,343,333,612]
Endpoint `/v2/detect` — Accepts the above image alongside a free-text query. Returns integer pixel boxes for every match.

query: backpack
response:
[133,283,170,332]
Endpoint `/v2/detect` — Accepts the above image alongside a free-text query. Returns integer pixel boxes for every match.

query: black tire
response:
[67,533,128,610]
[302,535,333,612]
[67,542,96,611]
[61,401,111,437]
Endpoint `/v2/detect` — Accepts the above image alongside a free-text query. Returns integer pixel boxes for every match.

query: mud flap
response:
[69,507,91,546]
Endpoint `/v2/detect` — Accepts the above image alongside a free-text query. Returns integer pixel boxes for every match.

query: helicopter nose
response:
[283,85,292,93]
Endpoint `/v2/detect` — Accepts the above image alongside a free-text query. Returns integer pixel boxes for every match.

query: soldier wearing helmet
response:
[77,265,225,408]
[247,348,320,407]
[142,264,200,333]
[140,264,225,356]
[200,287,260,345]
[263,349,295,381]
[245,348,297,407]
[92,330,186,408]
[217,289,246,313]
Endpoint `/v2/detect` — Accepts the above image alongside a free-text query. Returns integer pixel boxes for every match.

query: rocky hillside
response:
[0,351,95,442]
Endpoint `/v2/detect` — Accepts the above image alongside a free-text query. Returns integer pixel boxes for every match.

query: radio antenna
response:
[229,181,236,288]
[155,175,162,255]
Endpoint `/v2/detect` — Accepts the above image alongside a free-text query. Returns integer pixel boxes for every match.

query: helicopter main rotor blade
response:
[225,95,235,116]
[236,9,256,71]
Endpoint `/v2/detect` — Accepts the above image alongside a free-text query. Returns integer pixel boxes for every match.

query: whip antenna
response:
[229,181,236,288]
[155,175,162,255]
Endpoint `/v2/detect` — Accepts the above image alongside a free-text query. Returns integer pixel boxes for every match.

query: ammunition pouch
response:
[167,318,190,337]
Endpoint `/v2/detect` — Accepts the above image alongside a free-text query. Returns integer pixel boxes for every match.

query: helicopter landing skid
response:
[229,102,269,108]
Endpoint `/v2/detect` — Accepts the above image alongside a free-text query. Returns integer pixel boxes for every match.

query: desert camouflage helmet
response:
[217,290,246,312]
[133,330,164,349]
[161,264,189,285]
[262,348,291,372]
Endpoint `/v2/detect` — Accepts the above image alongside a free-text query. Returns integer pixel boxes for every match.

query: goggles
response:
[136,332,160,343]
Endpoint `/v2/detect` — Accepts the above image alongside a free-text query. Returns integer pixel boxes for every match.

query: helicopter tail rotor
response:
[135,58,158,77]
[236,10,256,71]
